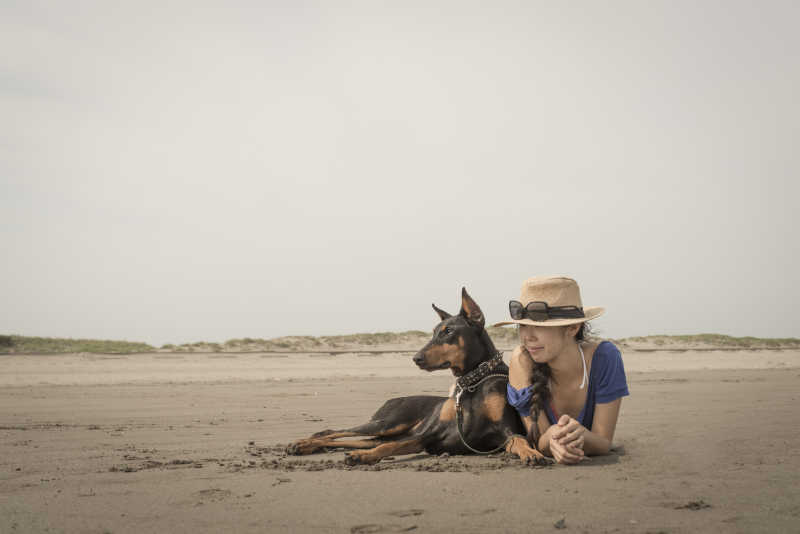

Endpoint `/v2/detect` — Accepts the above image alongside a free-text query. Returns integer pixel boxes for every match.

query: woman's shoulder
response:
[586,340,620,359]
[593,340,621,358]
[589,340,629,400]
[588,341,624,371]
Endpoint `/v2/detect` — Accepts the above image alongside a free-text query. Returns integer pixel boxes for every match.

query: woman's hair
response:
[525,321,592,449]
[576,321,592,342]
[526,358,552,449]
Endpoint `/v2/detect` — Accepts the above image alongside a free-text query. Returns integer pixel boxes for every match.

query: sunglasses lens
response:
[509,301,524,320]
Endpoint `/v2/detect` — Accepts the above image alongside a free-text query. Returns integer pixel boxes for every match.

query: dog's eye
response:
[442,327,452,336]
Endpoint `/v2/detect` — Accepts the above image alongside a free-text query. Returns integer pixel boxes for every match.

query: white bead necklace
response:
[547,342,588,392]
[578,342,587,390]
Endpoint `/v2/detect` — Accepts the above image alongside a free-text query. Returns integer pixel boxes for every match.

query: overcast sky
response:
[2,1,798,346]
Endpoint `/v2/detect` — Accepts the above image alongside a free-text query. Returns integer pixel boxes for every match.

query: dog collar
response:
[451,352,509,455]
[455,352,506,393]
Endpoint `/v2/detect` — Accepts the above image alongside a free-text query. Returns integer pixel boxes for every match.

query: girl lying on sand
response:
[496,276,629,464]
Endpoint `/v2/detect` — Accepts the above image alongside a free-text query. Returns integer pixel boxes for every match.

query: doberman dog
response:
[286,288,546,466]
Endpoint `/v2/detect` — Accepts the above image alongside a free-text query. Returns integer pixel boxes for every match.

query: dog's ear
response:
[459,287,485,328]
[432,303,452,321]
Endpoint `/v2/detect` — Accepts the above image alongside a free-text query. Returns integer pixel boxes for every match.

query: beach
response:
[1,348,799,533]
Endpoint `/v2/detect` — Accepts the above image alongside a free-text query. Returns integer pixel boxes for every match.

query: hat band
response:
[509,300,585,322]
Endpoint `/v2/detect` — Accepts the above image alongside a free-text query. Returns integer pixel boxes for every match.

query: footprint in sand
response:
[462,508,496,516]
[193,488,233,502]
[350,525,418,533]
[387,510,424,518]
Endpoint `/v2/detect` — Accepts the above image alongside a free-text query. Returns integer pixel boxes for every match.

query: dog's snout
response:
[412,352,425,366]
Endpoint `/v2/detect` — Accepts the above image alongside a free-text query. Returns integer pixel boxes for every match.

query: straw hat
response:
[493,275,604,327]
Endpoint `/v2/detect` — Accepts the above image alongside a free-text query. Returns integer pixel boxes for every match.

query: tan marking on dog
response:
[425,341,464,369]
[439,398,456,422]
[346,438,424,465]
[310,431,359,440]
[318,438,380,449]
[483,393,506,422]
[376,422,416,437]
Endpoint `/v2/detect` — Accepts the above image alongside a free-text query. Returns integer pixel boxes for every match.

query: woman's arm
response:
[535,410,553,453]
[551,398,623,456]
[583,398,621,454]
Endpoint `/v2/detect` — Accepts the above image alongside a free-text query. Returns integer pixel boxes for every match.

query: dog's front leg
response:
[344,438,424,466]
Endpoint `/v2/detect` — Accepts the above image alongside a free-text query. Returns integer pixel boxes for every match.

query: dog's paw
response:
[517,448,551,467]
[286,440,318,455]
[526,455,553,467]
[343,452,361,466]
[344,452,379,466]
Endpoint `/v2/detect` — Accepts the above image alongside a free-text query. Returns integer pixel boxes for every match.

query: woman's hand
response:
[548,415,585,464]
[552,414,586,448]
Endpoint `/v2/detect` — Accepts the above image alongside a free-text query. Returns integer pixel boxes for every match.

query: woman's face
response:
[518,324,576,363]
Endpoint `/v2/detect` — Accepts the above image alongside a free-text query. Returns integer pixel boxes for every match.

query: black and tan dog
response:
[286,289,546,466]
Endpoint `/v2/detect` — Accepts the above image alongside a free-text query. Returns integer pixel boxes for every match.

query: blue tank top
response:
[506,341,629,430]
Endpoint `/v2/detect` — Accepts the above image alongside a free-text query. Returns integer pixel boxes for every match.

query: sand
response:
[1,348,799,533]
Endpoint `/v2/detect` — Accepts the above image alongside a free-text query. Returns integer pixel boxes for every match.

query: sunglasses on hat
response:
[508,300,585,322]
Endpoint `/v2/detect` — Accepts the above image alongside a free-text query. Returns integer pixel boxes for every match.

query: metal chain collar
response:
[455,352,505,392]
[453,352,510,455]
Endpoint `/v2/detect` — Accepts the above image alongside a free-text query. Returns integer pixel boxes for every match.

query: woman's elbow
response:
[588,437,612,456]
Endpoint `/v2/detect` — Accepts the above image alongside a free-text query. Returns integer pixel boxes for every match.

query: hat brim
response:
[492,306,605,328]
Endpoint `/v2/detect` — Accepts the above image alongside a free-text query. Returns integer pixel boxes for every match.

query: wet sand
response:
[1,349,799,533]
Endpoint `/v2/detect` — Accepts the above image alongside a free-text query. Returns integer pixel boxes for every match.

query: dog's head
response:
[412,288,492,376]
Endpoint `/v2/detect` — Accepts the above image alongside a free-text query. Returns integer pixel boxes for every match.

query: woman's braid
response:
[526,360,551,450]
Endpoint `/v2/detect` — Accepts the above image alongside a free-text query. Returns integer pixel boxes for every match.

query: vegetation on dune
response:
[216,331,431,351]
[2,331,798,354]
[622,334,800,348]
[485,326,522,344]
[0,335,154,354]
[319,331,428,346]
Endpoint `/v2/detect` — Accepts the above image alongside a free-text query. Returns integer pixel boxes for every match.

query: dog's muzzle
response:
[413,352,451,371]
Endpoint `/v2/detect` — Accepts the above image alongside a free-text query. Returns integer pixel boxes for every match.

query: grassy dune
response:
[0,335,154,354]
[1,331,798,354]
[619,334,800,349]
[157,327,523,353]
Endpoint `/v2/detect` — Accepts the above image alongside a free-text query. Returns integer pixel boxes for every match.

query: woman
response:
[495,276,628,464]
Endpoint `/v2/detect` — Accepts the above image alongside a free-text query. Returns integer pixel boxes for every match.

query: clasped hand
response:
[549,414,585,464]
